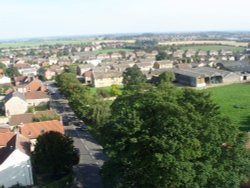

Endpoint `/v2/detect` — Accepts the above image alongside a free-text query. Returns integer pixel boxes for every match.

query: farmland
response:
[180,45,245,52]
[207,83,250,131]
[0,39,93,48]
[159,40,248,47]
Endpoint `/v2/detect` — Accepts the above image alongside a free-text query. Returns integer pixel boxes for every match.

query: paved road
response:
[47,81,108,188]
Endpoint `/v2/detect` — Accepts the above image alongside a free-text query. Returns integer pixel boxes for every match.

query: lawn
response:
[180,45,245,52]
[207,83,250,131]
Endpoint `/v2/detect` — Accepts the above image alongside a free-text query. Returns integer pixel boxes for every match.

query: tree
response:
[32,131,79,176]
[110,84,122,96]
[0,62,6,70]
[156,51,167,60]
[158,70,175,84]
[122,66,146,87]
[100,85,250,187]
[5,67,20,80]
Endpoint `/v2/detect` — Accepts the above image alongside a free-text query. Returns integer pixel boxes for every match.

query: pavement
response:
[47,81,108,188]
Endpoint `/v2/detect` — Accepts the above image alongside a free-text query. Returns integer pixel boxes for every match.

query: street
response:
[47,81,108,188]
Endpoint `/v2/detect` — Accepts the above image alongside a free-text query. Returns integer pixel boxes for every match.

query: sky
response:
[0,0,250,40]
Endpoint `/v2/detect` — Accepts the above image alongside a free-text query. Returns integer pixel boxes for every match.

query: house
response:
[77,64,94,76]
[173,67,241,87]
[19,120,64,150]
[0,58,10,67]
[9,110,58,127]
[197,51,207,57]
[111,63,133,72]
[91,70,123,87]
[96,53,110,60]
[44,69,56,80]
[0,134,33,187]
[24,91,49,106]
[17,78,47,93]
[0,76,11,85]
[111,53,123,59]
[153,60,173,69]
[209,50,219,56]
[4,92,28,117]
[136,51,146,58]
[13,76,28,86]
[18,67,38,76]
[185,50,196,58]
[0,131,14,148]
[217,61,250,81]
[48,57,58,65]
[134,61,154,71]
[86,59,101,66]
[173,50,184,58]
[83,71,92,85]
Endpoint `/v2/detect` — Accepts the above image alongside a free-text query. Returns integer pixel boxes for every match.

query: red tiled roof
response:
[26,79,46,92]
[25,91,49,100]
[20,120,64,139]
[0,132,15,147]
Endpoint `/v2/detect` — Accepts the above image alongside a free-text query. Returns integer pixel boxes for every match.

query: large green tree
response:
[32,131,79,176]
[5,67,20,79]
[100,84,250,188]
[122,66,146,90]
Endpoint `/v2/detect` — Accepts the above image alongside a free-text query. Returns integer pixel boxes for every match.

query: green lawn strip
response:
[207,83,250,131]
[35,103,50,111]
[180,45,245,52]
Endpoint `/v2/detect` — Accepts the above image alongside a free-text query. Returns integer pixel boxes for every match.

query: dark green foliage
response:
[32,131,79,176]
[96,88,112,98]
[56,73,95,120]
[5,67,20,80]
[156,51,167,60]
[0,63,6,70]
[122,66,146,89]
[158,70,175,84]
[100,84,250,188]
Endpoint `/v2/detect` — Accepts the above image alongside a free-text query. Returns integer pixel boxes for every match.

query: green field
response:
[180,45,245,52]
[0,39,93,49]
[207,83,250,131]
[95,48,132,55]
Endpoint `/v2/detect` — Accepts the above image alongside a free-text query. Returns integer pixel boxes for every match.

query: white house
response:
[4,92,28,117]
[0,134,33,187]
[0,76,11,85]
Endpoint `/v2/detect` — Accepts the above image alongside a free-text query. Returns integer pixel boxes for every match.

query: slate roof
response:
[173,67,232,78]
[4,91,26,103]
[93,71,122,79]
[218,61,250,72]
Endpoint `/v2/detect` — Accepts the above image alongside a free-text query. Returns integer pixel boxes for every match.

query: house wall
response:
[0,77,11,85]
[26,98,50,106]
[0,150,33,187]
[93,77,123,88]
[5,97,28,116]
[223,73,241,83]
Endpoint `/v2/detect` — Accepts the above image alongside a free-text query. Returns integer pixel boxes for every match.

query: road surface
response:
[47,81,108,188]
